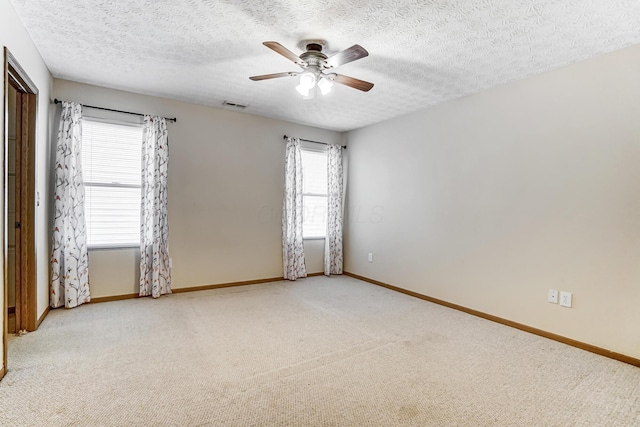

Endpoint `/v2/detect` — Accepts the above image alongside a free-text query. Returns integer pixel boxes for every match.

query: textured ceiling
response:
[9,0,640,132]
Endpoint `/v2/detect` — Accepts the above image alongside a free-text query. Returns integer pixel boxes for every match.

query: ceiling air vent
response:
[222,101,248,110]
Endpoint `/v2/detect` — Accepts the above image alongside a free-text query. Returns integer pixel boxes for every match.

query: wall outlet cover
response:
[560,291,572,308]
[548,289,558,304]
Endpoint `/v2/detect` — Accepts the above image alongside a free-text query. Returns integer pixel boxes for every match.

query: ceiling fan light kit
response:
[317,77,333,95]
[295,71,316,96]
[250,40,374,99]
[296,73,334,99]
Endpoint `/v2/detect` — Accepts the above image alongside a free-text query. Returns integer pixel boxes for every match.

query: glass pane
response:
[81,119,143,186]
[85,186,141,246]
[303,195,327,238]
[301,149,327,195]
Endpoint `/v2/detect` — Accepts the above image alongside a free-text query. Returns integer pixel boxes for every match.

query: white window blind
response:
[301,148,328,238]
[81,118,143,247]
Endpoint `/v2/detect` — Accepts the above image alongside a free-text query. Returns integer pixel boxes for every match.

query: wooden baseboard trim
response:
[0,366,5,382]
[172,276,285,294]
[35,306,50,329]
[89,293,140,304]
[90,274,326,304]
[344,271,640,368]
[90,276,294,304]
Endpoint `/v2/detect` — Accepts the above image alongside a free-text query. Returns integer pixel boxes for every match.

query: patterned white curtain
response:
[324,145,344,275]
[50,101,90,308]
[139,116,171,298]
[282,137,307,280]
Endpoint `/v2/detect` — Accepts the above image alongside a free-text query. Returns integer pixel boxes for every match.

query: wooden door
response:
[2,48,39,382]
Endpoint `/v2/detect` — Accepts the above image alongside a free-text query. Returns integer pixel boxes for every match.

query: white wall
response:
[53,80,342,299]
[1,0,53,372]
[345,44,640,359]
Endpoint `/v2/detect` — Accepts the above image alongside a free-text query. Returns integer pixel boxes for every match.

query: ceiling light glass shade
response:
[317,77,333,95]
[299,72,316,89]
[296,83,310,96]
[303,85,317,100]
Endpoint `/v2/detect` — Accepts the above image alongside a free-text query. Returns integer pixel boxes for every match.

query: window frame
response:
[81,116,143,250]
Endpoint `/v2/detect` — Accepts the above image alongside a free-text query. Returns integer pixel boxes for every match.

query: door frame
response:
[2,47,38,380]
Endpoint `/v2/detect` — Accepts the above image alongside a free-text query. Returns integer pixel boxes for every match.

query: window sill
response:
[88,244,139,251]
[303,237,326,241]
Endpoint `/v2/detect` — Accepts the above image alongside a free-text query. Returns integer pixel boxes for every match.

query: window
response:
[81,118,143,248]
[301,148,328,238]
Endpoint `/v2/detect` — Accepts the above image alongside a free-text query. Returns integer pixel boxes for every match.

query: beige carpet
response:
[0,275,638,426]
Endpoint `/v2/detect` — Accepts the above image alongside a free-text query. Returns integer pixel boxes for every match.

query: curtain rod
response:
[283,135,346,149]
[53,98,177,123]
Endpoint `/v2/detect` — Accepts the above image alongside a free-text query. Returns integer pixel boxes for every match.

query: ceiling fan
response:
[249,40,374,98]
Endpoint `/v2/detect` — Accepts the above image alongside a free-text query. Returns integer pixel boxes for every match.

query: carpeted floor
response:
[0,275,638,426]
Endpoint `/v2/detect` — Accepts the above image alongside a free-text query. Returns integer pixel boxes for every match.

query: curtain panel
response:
[139,116,171,298]
[282,137,307,280]
[50,101,91,308]
[324,144,344,275]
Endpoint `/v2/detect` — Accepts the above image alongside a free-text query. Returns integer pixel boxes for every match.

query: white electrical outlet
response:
[368,253,373,263]
[560,291,572,308]
[548,289,558,304]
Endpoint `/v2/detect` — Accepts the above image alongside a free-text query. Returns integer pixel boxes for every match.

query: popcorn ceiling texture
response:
[10,0,640,131]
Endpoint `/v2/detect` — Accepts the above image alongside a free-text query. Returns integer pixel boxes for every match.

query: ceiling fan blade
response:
[263,41,304,65]
[332,74,374,92]
[325,45,369,68]
[249,72,296,81]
